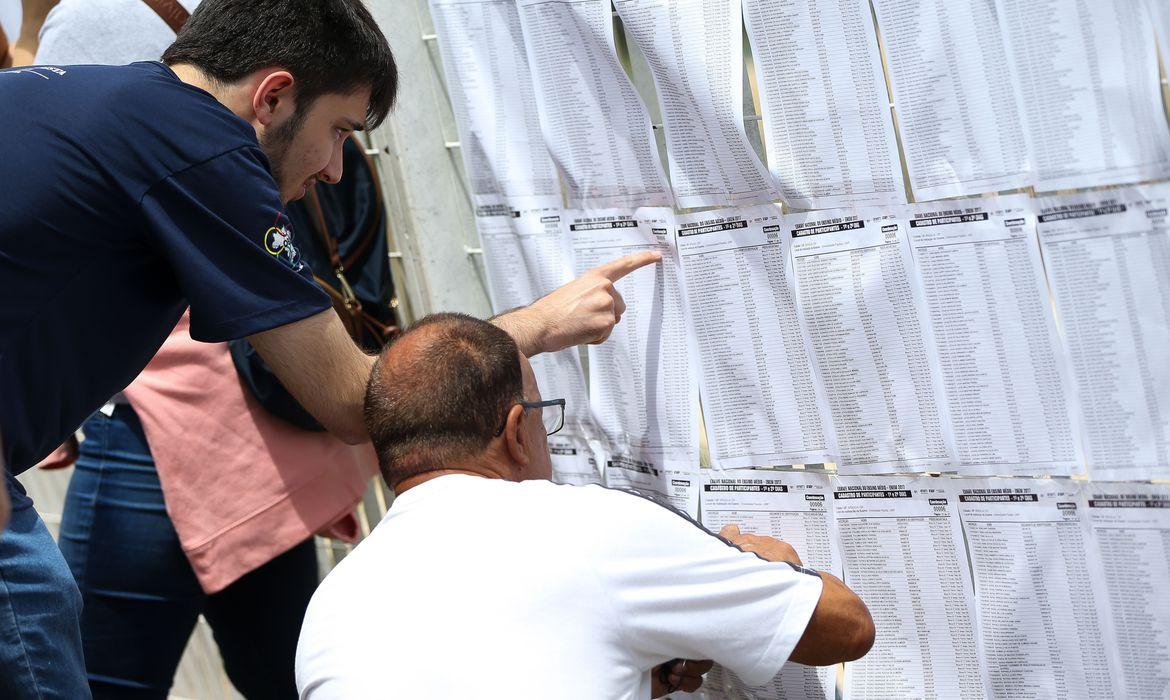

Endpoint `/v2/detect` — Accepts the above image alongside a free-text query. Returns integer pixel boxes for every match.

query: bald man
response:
[295,313,874,700]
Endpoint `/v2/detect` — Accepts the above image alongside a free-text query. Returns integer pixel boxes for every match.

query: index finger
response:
[590,250,662,282]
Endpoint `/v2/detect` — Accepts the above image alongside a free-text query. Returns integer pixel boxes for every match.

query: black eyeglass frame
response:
[494,398,566,437]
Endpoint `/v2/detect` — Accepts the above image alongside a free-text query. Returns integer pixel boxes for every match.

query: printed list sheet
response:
[905,195,1083,477]
[613,0,779,208]
[871,0,1031,201]
[699,470,840,700]
[834,477,987,699]
[428,0,561,208]
[568,208,699,470]
[997,0,1170,191]
[1037,186,1170,480]
[672,206,837,469]
[744,0,904,209]
[789,209,955,473]
[957,479,1125,699]
[1085,482,1170,698]
[516,0,672,208]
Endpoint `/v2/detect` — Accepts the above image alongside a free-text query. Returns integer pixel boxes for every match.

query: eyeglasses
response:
[495,398,566,436]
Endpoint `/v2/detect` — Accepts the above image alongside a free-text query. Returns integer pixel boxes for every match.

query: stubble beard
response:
[260,110,306,202]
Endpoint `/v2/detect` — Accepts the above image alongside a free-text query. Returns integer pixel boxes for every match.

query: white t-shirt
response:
[296,475,823,700]
[34,0,201,66]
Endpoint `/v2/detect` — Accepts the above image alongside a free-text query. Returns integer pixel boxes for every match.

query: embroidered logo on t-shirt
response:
[264,220,304,272]
[265,225,290,254]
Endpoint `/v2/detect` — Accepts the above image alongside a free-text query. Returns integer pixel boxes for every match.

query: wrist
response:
[525,301,557,354]
[493,304,553,357]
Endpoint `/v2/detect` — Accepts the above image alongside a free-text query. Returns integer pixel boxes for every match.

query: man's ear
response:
[503,404,531,475]
[252,70,297,127]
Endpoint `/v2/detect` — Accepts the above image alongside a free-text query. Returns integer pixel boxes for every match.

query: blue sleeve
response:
[138,146,332,342]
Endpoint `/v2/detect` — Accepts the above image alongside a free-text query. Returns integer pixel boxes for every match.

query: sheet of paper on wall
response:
[743,0,905,209]
[1036,187,1170,481]
[833,476,987,700]
[698,470,839,700]
[474,205,540,313]
[904,196,1084,477]
[672,206,838,469]
[1083,481,1170,698]
[603,458,699,519]
[473,203,575,312]
[871,0,1031,201]
[612,0,779,208]
[546,434,603,485]
[472,207,599,443]
[512,203,576,295]
[955,478,1125,699]
[568,208,699,470]
[997,0,1170,192]
[515,0,672,209]
[788,209,955,474]
[428,0,561,209]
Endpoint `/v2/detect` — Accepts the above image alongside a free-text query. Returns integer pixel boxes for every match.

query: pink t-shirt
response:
[124,313,377,593]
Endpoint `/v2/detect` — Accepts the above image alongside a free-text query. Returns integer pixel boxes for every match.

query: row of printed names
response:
[481,183,1170,486]
[432,0,1170,213]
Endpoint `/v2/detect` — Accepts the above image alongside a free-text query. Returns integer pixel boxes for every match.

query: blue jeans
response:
[0,487,90,699]
[59,406,319,699]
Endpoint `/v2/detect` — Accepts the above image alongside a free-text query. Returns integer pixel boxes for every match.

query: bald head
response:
[364,313,526,487]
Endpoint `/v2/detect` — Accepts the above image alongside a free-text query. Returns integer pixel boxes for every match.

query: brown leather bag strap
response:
[305,185,343,271]
[305,183,364,326]
[141,0,191,34]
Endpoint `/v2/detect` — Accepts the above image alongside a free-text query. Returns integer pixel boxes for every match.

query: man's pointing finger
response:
[591,250,662,282]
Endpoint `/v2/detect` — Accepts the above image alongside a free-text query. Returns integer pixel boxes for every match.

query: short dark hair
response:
[162,0,397,129]
[364,313,525,486]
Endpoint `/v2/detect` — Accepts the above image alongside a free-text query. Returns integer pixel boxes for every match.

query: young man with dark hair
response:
[0,1,654,695]
[297,313,875,699]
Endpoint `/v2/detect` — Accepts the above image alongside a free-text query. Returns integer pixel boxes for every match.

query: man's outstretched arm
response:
[492,250,661,356]
[245,250,661,441]
[248,309,374,444]
[721,525,875,665]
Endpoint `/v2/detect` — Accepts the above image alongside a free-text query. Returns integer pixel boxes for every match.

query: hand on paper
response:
[720,524,803,566]
[650,658,714,698]
[496,250,662,355]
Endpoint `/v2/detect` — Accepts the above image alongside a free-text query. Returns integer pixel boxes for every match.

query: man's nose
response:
[318,143,345,184]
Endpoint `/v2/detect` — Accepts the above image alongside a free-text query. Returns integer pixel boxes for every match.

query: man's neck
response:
[393,460,516,496]
[168,63,252,124]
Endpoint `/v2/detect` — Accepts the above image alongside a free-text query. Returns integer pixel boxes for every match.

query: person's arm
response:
[247,309,375,445]
[789,569,874,664]
[9,0,59,66]
[492,250,661,356]
[719,525,875,665]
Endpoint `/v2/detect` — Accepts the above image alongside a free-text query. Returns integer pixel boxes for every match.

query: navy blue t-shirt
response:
[0,62,331,506]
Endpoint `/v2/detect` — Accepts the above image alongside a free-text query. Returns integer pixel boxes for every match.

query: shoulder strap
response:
[305,182,364,320]
[305,185,343,273]
[141,0,191,34]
